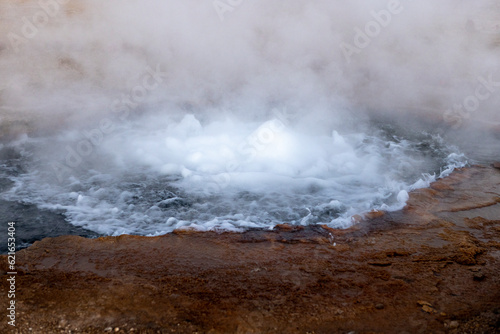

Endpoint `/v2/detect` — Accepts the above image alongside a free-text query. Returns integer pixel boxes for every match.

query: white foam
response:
[1,113,466,236]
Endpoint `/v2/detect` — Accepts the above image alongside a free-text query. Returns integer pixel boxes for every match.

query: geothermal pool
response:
[1,0,499,250]
[0,112,467,237]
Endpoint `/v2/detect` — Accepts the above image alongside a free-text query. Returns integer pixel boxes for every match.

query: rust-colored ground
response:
[1,166,500,334]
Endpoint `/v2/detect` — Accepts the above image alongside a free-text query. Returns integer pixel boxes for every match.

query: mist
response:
[0,0,499,234]
[0,0,498,127]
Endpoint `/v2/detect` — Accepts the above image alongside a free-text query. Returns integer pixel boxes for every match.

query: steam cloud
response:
[1,0,499,131]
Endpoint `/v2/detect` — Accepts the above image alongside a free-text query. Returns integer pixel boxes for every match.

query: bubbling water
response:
[1,112,466,236]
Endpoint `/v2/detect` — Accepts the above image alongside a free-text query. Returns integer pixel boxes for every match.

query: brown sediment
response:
[1,166,500,333]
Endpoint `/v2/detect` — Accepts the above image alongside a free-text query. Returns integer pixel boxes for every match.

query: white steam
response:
[1,0,498,127]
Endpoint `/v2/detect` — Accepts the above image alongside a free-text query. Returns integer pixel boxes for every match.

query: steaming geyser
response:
[0,111,466,235]
[0,0,498,238]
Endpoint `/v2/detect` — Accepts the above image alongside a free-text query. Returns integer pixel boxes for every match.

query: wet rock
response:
[364,210,385,220]
[430,182,453,191]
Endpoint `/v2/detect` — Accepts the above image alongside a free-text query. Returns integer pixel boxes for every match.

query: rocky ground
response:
[1,165,500,334]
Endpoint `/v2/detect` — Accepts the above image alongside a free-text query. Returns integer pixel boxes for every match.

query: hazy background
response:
[0,0,499,133]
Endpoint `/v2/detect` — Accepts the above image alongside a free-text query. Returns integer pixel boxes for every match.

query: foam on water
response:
[1,113,466,236]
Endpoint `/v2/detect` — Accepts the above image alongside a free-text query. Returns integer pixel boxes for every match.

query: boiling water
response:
[0,112,466,236]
